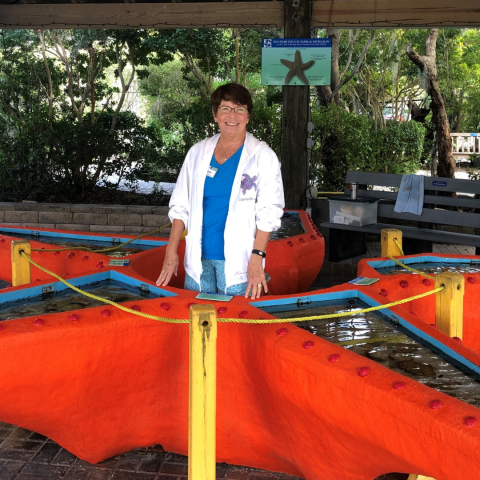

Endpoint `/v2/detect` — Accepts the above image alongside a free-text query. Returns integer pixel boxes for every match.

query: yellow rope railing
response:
[19,251,443,325]
[387,238,435,280]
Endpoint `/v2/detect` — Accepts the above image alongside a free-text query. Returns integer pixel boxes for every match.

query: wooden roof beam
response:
[312,0,480,28]
[1,0,480,30]
[0,2,284,29]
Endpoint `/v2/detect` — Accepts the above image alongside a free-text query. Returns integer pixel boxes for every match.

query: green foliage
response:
[310,105,425,191]
[0,29,167,200]
[0,109,161,202]
[138,68,283,181]
[2,26,480,203]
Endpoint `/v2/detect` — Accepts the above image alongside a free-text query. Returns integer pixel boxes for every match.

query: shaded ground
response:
[0,421,407,480]
[0,241,475,480]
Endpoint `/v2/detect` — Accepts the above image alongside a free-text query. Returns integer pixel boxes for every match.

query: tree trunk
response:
[454,90,464,132]
[233,29,240,84]
[329,29,342,105]
[407,29,455,179]
[282,0,310,209]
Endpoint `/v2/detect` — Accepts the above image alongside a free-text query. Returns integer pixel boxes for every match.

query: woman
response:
[156,83,284,299]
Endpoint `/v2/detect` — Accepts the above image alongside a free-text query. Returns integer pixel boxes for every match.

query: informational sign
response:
[261,38,332,86]
[109,259,131,266]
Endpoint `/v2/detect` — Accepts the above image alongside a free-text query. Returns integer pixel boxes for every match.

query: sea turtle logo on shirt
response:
[241,174,257,195]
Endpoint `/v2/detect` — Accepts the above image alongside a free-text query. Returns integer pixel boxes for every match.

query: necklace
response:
[216,137,244,164]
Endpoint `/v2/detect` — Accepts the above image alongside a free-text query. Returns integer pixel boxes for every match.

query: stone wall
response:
[0,203,171,236]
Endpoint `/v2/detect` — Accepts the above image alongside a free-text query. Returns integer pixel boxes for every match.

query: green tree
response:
[0,29,168,199]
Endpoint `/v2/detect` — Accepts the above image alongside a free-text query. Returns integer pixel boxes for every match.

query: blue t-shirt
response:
[202,145,244,260]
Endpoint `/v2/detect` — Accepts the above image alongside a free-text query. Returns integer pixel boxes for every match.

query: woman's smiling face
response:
[213,100,249,138]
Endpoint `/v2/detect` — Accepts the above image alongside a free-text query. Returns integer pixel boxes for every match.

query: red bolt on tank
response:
[239,311,248,319]
[430,324,438,329]
[276,327,288,336]
[303,341,314,349]
[34,319,44,326]
[299,238,305,243]
[81,256,89,262]
[96,262,104,269]
[422,279,431,286]
[310,235,316,240]
[53,251,60,256]
[430,399,443,410]
[358,367,370,377]
[380,289,388,297]
[393,381,405,390]
[453,337,462,343]
[187,303,196,309]
[131,305,141,312]
[465,417,477,427]
[0,238,5,243]
[67,252,75,259]
[101,309,111,317]
[400,280,408,288]
[467,277,475,284]
[217,306,227,314]
[160,303,170,311]
[329,354,340,363]
[69,314,79,322]
[287,241,294,247]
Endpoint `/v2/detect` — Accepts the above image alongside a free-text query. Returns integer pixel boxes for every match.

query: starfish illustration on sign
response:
[280,50,315,85]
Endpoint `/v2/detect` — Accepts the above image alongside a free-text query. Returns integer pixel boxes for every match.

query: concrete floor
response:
[0,241,476,480]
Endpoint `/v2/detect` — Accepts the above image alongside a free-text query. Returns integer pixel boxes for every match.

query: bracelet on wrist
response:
[252,249,266,258]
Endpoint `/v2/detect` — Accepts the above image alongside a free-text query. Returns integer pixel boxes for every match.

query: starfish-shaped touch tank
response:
[280,50,315,85]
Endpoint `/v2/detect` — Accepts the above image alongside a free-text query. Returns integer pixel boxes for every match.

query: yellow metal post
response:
[11,240,31,287]
[188,305,217,480]
[181,228,188,240]
[435,272,464,339]
[381,228,403,257]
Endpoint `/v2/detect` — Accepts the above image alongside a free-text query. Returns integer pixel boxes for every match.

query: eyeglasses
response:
[218,106,248,115]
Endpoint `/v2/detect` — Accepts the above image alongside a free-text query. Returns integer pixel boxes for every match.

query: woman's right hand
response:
[156,248,179,286]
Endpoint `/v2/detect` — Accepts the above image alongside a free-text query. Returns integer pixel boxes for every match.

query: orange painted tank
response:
[0,209,324,295]
[357,253,480,352]
[0,225,480,479]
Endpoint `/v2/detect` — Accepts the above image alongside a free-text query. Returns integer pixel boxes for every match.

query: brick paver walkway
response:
[0,241,475,480]
[0,422,408,480]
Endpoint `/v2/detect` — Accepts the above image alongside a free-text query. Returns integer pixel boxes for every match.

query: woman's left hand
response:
[245,255,268,299]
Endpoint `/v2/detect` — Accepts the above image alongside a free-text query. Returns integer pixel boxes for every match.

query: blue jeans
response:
[184,258,248,295]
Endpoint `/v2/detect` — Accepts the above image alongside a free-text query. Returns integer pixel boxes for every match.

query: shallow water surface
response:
[375,261,480,276]
[270,212,305,240]
[0,231,163,257]
[263,299,480,407]
[0,279,162,321]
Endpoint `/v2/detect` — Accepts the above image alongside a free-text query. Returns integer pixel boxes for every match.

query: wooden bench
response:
[320,171,480,262]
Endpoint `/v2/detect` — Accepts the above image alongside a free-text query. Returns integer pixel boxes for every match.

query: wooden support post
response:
[435,272,464,339]
[381,228,403,257]
[188,305,217,480]
[281,0,310,209]
[11,240,31,287]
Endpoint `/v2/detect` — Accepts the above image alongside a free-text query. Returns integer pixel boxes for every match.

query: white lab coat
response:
[168,132,285,290]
